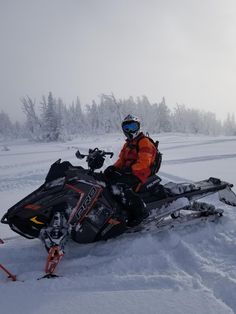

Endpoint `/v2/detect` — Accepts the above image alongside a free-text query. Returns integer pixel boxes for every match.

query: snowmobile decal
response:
[75,186,100,221]
[66,184,85,224]
[108,218,122,225]
[30,216,45,225]
[66,183,102,226]
[24,204,41,210]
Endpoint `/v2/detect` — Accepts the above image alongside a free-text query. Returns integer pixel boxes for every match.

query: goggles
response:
[122,121,139,133]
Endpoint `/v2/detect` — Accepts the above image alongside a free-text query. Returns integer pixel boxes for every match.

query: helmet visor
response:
[122,121,140,133]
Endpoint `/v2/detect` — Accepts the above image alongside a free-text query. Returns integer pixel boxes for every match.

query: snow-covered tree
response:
[223,113,236,135]
[21,96,42,141]
[172,104,188,133]
[74,97,86,134]
[41,92,61,141]
[156,97,171,132]
[17,92,235,140]
[86,100,100,132]
[98,94,122,132]
[0,110,13,139]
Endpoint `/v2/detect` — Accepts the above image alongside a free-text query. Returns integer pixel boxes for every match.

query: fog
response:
[0,0,236,121]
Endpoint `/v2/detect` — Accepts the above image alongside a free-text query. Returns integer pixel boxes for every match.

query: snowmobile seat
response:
[138,175,162,193]
[163,182,199,195]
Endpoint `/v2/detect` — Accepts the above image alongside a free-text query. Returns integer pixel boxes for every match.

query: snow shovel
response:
[0,263,17,281]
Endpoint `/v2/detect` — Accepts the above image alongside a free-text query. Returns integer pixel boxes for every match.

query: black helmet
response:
[121,114,141,140]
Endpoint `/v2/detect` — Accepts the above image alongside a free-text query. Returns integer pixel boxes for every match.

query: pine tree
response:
[41,92,60,141]
[157,97,171,132]
[223,113,236,135]
[0,110,13,139]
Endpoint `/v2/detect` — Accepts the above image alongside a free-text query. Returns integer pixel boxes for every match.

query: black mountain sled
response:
[1,148,236,277]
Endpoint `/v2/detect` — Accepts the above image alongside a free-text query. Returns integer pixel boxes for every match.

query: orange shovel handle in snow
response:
[0,263,17,281]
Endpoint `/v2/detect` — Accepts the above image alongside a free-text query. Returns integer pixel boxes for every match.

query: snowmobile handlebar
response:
[75,148,114,171]
[75,148,114,159]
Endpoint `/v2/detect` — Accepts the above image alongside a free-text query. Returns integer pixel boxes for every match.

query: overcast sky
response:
[0,0,236,122]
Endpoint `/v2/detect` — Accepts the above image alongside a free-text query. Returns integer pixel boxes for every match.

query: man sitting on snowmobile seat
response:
[104,114,157,227]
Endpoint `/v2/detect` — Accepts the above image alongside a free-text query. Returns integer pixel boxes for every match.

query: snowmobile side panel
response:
[145,178,235,212]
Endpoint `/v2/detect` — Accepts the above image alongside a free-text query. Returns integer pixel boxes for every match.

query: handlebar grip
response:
[105,152,114,158]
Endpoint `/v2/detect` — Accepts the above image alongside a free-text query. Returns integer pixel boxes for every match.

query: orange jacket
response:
[114,133,157,183]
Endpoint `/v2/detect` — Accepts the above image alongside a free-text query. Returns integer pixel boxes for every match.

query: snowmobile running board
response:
[155,212,222,232]
[127,203,224,235]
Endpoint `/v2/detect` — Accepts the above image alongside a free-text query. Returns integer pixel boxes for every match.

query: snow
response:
[0,133,236,314]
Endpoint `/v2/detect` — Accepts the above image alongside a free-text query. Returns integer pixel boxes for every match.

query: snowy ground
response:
[0,133,236,314]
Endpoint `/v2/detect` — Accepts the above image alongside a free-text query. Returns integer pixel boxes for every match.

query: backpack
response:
[136,134,162,175]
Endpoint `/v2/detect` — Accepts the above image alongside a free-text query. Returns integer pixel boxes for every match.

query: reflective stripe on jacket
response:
[114,133,157,183]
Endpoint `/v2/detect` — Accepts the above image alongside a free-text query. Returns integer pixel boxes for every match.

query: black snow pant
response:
[104,168,148,225]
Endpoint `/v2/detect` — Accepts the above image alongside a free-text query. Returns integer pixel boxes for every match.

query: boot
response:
[127,207,149,227]
[124,189,149,227]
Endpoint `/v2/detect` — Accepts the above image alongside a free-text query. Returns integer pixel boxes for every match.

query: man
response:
[104,114,157,227]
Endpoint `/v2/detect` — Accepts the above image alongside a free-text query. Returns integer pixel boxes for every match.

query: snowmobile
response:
[1,148,236,277]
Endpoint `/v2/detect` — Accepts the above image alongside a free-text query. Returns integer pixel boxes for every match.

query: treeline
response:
[0,111,24,139]
[0,92,236,141]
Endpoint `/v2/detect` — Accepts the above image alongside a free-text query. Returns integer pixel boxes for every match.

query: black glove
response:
[121,166,132,175]
[104,165,117,177]
[87,151,105,170]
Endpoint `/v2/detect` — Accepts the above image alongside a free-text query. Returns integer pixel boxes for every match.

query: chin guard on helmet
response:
[122,114,141,140]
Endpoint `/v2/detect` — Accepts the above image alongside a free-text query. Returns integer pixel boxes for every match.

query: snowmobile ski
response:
[37,273,61,280]
[44,245,64,275]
